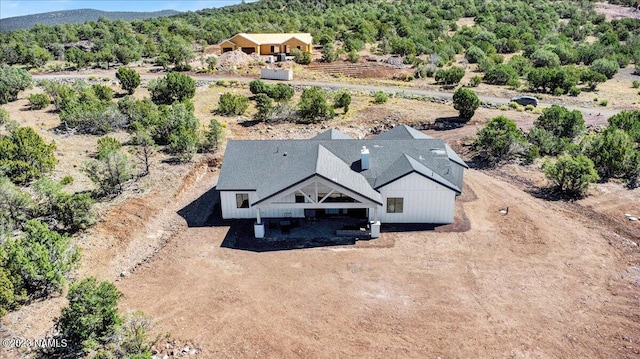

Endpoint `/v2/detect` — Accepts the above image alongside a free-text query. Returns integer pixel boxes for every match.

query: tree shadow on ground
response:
[463,153,496,170]
[238,119,261,127]
[431,116,467,131]
[527,186,584,202]
[161,158,184,165]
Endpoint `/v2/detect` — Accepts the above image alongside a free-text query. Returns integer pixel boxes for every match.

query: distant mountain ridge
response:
[0,8,181,32]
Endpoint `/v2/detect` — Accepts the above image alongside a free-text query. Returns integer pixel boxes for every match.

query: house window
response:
[236,193,249,208]
[270,45,275,53]
[386,198,403,213]
[297,46,301,50]
[295,194,305,203]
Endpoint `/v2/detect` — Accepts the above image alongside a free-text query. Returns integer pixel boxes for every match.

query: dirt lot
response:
[1,68,640,358]
[92,161,637,358]
[595,2,640,21]
[109,101,640,358]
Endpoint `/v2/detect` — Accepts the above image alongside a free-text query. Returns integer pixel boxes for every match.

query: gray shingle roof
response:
[374,124,433,140]
[252,145,382,205]
[374,125,468,168]
[314,145,382,204]
[444,144,468,168]
[253,144,319,202]
[310,128,353,140]
[217,126,465,202]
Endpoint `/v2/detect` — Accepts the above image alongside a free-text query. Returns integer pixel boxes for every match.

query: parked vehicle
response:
[510,95,538,107]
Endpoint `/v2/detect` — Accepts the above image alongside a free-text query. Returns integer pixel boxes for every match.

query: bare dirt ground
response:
[595,2,640,21]
[113,166,640,358]
[2,69,640,358]
[1,5,638,356]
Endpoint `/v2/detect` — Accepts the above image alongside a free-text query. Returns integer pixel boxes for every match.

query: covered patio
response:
[262,216,372,241]
[252,174,382,239]
[220,217,373,252]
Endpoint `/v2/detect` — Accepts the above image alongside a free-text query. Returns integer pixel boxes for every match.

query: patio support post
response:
[370,207,381,239]
[254,208,265,238]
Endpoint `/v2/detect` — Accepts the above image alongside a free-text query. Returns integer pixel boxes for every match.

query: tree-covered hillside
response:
[0,0,638,93]
[0,9,180,32]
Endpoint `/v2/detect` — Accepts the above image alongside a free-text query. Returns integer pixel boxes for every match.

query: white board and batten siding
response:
[372,172,456,224]
[220,191,304,219]
[261,68,293,81]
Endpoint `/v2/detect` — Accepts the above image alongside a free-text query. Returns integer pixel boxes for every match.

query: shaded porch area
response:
[252,173,382,239]
[221,217,373,252]
[264,216,371,240]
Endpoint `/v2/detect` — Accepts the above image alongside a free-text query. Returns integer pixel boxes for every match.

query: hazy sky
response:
[0,0,256,19]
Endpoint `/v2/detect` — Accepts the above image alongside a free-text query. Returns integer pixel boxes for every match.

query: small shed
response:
[261,68,293,81]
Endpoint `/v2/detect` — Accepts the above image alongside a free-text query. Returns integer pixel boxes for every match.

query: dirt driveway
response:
[114,166,640,358]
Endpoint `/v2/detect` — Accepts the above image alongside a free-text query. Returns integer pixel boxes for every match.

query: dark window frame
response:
[236,193,249,208]
[386,197,404,213]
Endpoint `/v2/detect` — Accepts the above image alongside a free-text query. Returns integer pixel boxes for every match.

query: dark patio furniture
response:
[280,220,291,234]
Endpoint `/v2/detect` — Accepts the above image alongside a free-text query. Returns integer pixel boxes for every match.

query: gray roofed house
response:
[373,124,434,140]
[310,128,353,140]
[217,125,467,238]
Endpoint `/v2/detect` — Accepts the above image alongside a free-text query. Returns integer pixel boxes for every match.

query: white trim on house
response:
[221,173,456,224]
[254,175,381,209]
[221,176,382,220]
[221,191,306,219]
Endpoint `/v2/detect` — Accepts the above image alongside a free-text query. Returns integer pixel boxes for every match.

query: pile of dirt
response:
[216,50,258,69]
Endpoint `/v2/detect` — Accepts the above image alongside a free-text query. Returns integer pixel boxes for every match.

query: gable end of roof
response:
[374,154,461,193]
[374,170,461,194]
[251,173,316,206]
